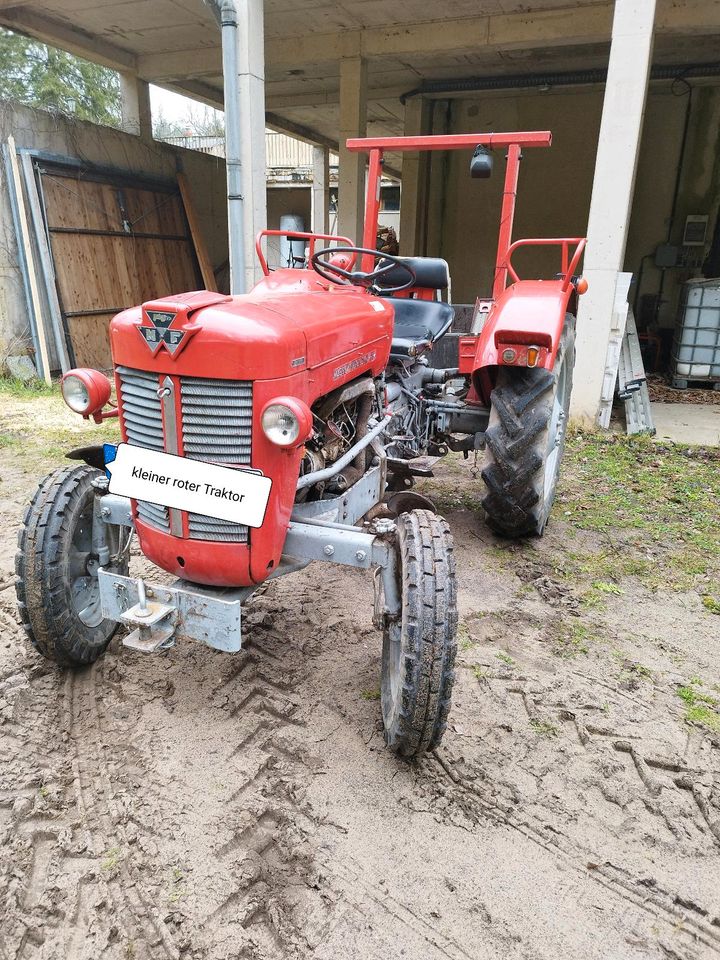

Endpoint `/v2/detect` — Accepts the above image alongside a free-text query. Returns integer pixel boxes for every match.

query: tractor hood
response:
[110,276,394,381]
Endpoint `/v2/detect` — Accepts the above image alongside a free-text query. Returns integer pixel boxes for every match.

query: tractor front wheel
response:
[16,466,129,667]
[379,510,457,759]
[481,316,575,537]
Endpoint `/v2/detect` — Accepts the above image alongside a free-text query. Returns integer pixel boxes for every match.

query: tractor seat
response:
[376,256,450,291]
[383,297,455,357]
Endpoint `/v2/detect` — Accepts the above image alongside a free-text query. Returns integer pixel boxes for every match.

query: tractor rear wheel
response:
[379,510,457,758]
[16,465,129,667]
[481,316,575,537]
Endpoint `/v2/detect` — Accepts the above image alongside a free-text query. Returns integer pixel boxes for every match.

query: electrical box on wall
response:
[655,244,679,268]
[682,215,709,246]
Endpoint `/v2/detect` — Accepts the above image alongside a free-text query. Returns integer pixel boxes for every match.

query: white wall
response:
[436,85,720,333]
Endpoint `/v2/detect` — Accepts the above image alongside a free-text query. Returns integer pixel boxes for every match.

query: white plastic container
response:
[671,278,720,387]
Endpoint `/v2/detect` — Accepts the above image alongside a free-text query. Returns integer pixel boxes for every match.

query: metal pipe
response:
[208,0,246,294]
[400,62,720,102]
[297,415,391,490]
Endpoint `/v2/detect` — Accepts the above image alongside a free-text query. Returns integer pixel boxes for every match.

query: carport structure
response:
[2,0,720,418]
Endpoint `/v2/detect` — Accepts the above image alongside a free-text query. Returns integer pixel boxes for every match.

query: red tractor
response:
[16,131,586,758]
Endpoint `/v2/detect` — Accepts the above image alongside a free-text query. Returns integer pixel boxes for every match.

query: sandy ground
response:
[1,391,719,960]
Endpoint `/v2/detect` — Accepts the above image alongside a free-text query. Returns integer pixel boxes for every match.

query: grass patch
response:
[676,680,720,732]
[360,687,381,701]
[592,580,624,595]
[556,434,720,589]
[101,847,123,871]
[529,719,558,737]
[457,621,474,651]
[167,867,187,904]
[702,596,720,615]
[495,650,515,666]
[0,376,57,398]
[552,622,594,658]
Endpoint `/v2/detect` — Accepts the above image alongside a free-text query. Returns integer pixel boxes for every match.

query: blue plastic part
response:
[103,443,118,479]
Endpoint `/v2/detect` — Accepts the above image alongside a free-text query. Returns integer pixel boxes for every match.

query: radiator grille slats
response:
[116,368,253,543]
[180,376,252,542]
[116,366,169,532]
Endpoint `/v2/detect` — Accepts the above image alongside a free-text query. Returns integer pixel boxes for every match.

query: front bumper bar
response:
[99,570,252,653]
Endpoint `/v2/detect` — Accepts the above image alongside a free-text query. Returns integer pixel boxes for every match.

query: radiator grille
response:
[115,367,253,543]
[180,376,252,542]
[116,366,170,533]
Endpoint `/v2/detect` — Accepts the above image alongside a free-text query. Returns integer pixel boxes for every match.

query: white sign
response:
[106,443,272,527]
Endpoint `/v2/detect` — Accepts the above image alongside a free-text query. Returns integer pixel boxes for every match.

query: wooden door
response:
[39,164,202,369]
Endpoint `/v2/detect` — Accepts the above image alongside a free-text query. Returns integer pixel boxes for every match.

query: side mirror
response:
[470,145,493,179]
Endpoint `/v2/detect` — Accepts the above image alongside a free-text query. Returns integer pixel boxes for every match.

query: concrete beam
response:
[572,0,657,421]
[265,87,407,111]
[259,0,718,67]
[137,47,221,83]
[337,57,368,244]
[265,113,338,153]
[119,73,152,140]
[312,146,330,235]
[0,8,136,71]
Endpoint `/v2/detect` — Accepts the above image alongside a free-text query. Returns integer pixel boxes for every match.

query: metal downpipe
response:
[208,0,246,294]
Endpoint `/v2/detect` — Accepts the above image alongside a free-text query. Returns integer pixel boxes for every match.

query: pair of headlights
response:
[61,369,312,448]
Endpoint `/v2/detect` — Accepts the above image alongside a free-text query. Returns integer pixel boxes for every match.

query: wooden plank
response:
[20,153,72,372]
[6,136,52,383]
[121,185,186,237]
[66,313,116,371]
[41,175,120,232]
[177,172,217,291]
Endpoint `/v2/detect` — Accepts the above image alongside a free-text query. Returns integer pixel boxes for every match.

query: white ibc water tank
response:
[279,214,305,268]
[672,279,720,384]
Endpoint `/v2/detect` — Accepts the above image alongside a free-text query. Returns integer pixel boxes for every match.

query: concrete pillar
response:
[237,0,267,290]
[572,0,656,421]
[311,145,330,235]
[119,72,152,139]
[425,100,450,258]
[399,97,432,256]
[338,57,367,243]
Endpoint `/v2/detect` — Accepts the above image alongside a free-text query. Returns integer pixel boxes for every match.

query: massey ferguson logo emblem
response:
[137,310,195,357]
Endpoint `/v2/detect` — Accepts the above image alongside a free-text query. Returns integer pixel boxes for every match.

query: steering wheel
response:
[311,246,416,295]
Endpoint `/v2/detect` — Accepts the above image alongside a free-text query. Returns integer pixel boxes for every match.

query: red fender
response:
[465,279,575,405]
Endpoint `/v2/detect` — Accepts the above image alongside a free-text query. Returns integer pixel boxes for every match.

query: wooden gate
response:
[38,163,203,369]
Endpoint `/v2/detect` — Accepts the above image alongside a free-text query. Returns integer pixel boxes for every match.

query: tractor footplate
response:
[98,569,253,653]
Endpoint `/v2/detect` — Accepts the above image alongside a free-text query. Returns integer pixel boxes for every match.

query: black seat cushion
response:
[383,297,454,356]
[376,257,449,290]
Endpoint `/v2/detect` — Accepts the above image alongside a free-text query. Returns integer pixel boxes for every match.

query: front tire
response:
[380,510,457,758]
[481,316,575,537]
[16,466,129,667]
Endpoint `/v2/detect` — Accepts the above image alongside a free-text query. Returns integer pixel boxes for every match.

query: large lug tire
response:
[380,510,458,759]
[481,316,575,538]
[16,466,129,668]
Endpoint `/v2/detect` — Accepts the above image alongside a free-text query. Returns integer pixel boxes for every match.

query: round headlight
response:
[61,368,112,416]
[262,403,300,446]
[62,374,91,413]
